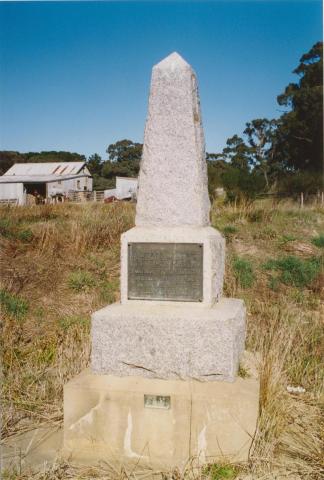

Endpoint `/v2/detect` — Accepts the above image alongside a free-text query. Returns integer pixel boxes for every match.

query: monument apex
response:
[136,52,210,227]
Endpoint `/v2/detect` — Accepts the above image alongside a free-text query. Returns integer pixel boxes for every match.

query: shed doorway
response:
[23,183,47,197]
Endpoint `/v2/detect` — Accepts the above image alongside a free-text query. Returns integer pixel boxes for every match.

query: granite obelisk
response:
[63,53,259,470]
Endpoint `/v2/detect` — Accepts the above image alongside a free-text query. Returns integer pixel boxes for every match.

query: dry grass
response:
[1,200,323,479]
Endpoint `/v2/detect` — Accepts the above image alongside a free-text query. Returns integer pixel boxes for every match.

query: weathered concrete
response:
[1,427,63,473]
[63,369,259,470]
[120,226,225,306]
[136,52,210,227]
[91,298,245,382]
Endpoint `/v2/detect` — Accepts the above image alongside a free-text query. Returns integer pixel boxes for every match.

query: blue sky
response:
[0,1,322,159]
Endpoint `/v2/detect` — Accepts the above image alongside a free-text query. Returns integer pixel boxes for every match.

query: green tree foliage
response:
[243,119,277,188]
[87,153,103,176]
[275,42,323,174]
[222,135,251,171]
[102,139,142,179]
[210,42,323,200]
[106,139,142,163]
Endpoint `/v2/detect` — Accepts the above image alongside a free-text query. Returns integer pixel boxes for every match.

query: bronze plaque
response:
[128,243,203,302]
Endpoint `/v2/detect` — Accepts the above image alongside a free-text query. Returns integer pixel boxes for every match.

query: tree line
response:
[0,42,322,199]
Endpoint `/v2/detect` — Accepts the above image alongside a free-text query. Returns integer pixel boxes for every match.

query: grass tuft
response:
[311,233,324,248]
[263,255,321,288]
[67,270,96,292]
[0,289,28,319]
[203,463,238,480]
[232,257,255,288]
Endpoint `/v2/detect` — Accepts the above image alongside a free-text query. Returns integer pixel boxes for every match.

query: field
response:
[0,200,323,479]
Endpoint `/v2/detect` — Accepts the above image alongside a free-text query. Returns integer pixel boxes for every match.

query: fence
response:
[66,190,105,203]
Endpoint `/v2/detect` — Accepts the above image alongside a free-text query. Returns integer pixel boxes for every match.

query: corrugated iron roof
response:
[4,162,86,176]
[0,173,91,184]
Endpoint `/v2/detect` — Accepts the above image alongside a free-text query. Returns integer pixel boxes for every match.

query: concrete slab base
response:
[1,426,63,473]
[63,369,259,471]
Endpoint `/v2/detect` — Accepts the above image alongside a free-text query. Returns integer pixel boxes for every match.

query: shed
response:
[0,162,93,205]
[104,176,138,201]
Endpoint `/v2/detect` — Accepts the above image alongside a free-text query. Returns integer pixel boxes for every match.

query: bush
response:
[263,255,321,288]
[233,257,255,288]
[221,167,266,201]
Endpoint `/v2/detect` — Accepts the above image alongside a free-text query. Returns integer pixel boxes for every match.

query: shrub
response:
[233,257,255,288]
[312,234,324,248]
[0,289,28,319]
[263,255,321,288]
[67,270,96,292]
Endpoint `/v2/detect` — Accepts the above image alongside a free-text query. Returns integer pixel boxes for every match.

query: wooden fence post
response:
[300,192,304,208]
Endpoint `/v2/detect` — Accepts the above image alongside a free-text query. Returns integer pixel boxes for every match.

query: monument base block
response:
[63,369,259,471]
[92,298,245,382]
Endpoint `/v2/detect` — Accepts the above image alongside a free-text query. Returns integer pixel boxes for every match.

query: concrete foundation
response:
[92,298,246,382]
[63,369,259,471]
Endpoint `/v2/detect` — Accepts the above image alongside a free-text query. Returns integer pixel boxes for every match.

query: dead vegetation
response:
[1,200,323,479]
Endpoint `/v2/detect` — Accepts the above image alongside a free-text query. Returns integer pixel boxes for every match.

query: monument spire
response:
[136,52,210,227]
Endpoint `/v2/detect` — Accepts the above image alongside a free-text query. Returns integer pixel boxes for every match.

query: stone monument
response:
[63,52,259,470]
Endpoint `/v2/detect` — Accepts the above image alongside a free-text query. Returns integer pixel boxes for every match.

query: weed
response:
[0,289,28,319]
[222,225,237,238]
[281,234,297,244]
[16,228,33,242]
[311,233,324,248]
[204,463,238,480]
[67,270,96,292]
[253,226,277,240]
[238,364,250,378]
[0,218,12,237]
[263,255,321,288]
[59,315,89,332]
[99,280,118,304]
[232,257,255,288]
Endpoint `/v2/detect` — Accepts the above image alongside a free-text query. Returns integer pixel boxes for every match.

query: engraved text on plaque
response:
[128,243,203,301]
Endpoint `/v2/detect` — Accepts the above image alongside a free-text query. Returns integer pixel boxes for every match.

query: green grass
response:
[0,289,28,319]
[204,463,238,480]
[67,270,96,292]
[0,218,33,242]
[222,225,238,238]
[232,257,255,288]
[58,315,89,332]
[263,255,321,288]
[311,233,324,248]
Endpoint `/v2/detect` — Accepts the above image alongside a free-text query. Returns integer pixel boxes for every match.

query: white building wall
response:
[47,175,93,197]
[116,177,138,200]
[0,183,24,205]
